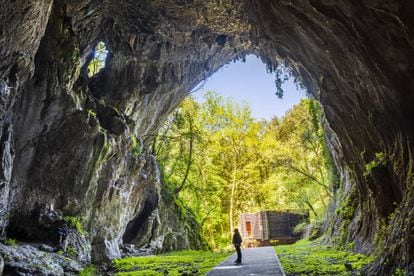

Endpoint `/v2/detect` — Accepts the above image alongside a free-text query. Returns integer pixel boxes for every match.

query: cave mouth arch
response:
[119,54,322,250]
[142,53,334,246]
[98,1,411,271]
[1,0,413,273]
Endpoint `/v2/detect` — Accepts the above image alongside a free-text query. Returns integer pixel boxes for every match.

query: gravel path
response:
[207,246,285,276]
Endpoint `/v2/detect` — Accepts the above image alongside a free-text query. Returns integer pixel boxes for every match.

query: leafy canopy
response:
[154,91,336,249]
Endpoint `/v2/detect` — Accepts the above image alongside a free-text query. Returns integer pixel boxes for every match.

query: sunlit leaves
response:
[154,93,334,249]
[88,42,108,77]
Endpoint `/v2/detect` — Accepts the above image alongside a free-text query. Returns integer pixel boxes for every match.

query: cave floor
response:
[207,246,285,276]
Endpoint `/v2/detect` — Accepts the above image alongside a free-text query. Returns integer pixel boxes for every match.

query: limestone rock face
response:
[0,0,54,236]
[0,243,82,275]
[0,0,413,273]
[244,1,414,273]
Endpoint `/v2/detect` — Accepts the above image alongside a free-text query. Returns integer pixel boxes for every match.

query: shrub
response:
[63,216,85,235]
[275,239,374,275]
[5,238,17,246]
[80,264,98,276]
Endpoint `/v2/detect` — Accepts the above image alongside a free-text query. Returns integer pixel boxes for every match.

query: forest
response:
[153,91,336,249]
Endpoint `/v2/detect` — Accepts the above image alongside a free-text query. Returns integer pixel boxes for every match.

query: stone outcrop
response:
[244,2,414,274]
[0,0,413,274]
[0,243,82,275]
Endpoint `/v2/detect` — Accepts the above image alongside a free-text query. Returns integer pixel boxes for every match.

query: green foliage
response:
[374,218,390,251]
[63,216,85,235]
[66,246,77,259]
[335,195,356,220]
[294,219,324,240]
[393,267,409,276]
[263,61,305,99]
[265,99,333,220]
[88,42,107,77]
[80,264,98,276]
[87,109,97,117]
[131,135,142,157]
[275,239,374,275]
[363,152,386,178]
[155,92,333,249]
[5,238,17,246]
[293,221,308,234]
[113,250,229,275]
[331,191,359,246]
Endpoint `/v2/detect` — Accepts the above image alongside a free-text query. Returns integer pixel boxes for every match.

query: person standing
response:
[232,228,243,264]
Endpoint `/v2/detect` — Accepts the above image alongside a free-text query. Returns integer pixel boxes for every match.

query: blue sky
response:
[192,55,306,120]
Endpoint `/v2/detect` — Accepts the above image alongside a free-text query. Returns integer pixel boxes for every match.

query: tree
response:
[154,93,335,248]
[262,99,333,218]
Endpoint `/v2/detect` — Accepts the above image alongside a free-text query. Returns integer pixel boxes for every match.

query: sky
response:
[192,55,306,120]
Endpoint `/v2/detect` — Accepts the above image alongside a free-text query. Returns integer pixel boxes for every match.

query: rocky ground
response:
[0,243,82,275]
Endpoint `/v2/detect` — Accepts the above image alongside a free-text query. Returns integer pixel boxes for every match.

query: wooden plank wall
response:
[253,212,263,239]
[239,213,263,239]
[240,210,309,242]
[261,211,269,240]
[266,211,309,239]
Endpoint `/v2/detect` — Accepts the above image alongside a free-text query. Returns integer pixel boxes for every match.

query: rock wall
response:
[1,0,246,267]
[0,0,413,274]
[245,1,414,273]
[0,0,54,237]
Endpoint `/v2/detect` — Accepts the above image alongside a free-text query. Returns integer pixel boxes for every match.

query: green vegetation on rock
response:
[63,216,85,235]
[112,250,230,275]
[5,238,17,246]
[131,134,142,157]
[275,239,374,275]
[66,246,77,259]
[79,264,98,276]
[363,151,386,178]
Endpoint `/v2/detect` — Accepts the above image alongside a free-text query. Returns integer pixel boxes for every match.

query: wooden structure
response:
[239,210,309,246]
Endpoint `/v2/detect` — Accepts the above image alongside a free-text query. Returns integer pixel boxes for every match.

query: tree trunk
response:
[175,117,194,194]
[304,200,318,218]
[229,167,237,236]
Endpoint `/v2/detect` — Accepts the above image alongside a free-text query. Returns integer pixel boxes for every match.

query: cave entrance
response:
[154,55,333,249]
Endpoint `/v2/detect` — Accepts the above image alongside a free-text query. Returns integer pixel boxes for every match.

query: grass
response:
[79,264,98,276]
[275,239,374,275]
[63,216,85,235]
[5,238,17,246]
[112,250,230,275]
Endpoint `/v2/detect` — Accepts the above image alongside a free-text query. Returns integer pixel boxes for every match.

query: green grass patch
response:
[112,250,230,275]
[63,216,85,235]
[5,238,17,246]
[79,264,98,276]
[275,239,374,275]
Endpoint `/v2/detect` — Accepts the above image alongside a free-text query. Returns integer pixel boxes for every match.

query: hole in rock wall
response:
[122,196,158,244]
[87,41,108,77]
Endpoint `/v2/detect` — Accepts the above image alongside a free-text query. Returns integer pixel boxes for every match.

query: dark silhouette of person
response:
[232,228,242,264]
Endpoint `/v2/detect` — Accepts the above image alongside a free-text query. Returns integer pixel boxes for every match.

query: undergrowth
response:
[63,216,85,235]
[112,250,229,275]
[275,239,374,275]
[5,238,17,246]
[79,264,98,276]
